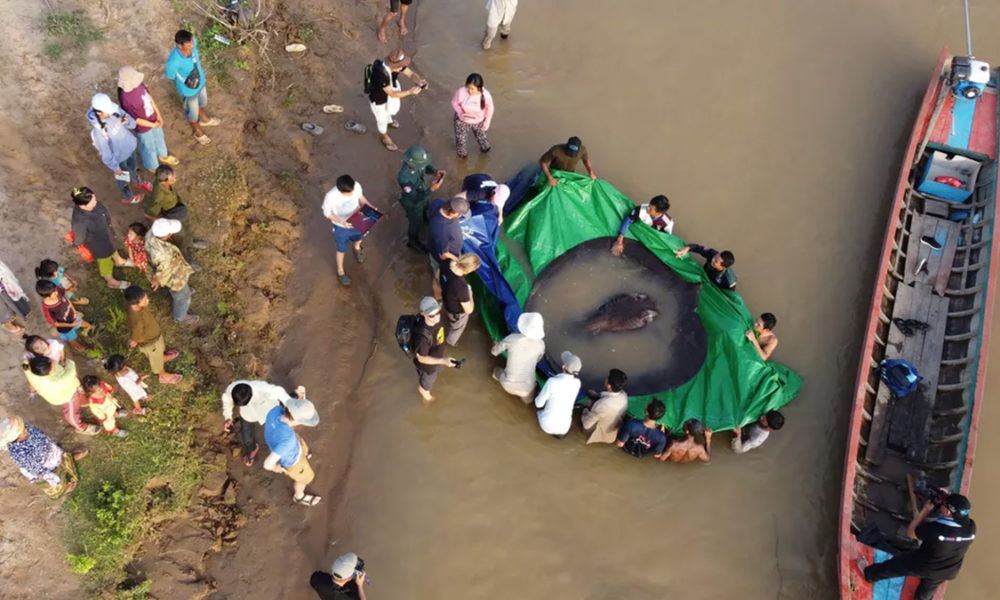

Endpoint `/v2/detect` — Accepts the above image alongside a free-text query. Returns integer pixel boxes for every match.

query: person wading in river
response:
[491,312,546,403]
[441,254,480,347]
[482,0,519,50]
[412,297,462,403]
[611,195,674,257]
[616,399,668,459]
[581,368,629,444]
[539,136,596,186]
[427,197,468,300]
[397,146,445,253]
[675,243,737,290]
[660,418,713,463]
[731,410,784,454]
[745,312,778,360]
[534,351,582,439]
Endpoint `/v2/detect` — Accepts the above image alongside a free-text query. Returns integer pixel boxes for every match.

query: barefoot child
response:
[23,334,65,365]
[36,280,92,352]
[81,376,129,438]
[124,223,150,279]
[35,259,89,306]
[104,354,149,415]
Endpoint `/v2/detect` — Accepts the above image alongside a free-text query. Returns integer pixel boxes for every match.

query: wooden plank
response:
[884,282,947,461]
[904,215,959,295]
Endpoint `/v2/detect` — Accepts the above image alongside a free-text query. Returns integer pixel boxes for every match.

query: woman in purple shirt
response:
[117,66,178,172]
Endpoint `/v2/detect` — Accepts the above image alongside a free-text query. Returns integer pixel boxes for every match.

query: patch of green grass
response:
[234,59,250,71]
[283,90,296,108]
[42,10,102,60]
[294,23,317,43]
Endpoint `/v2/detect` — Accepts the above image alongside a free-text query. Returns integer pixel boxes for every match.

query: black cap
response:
[566,136,582,157]
[945,493,971,517]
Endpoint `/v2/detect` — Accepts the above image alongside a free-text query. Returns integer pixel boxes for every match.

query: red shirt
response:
[118,84,156,134]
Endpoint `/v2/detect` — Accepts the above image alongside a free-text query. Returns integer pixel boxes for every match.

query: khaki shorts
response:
[285,438,315,484]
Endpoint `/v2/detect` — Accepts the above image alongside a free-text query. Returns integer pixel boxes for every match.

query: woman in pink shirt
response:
[451,73,494,159]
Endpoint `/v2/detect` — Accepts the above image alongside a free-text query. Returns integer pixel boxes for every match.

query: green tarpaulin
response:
[476,171,802,431]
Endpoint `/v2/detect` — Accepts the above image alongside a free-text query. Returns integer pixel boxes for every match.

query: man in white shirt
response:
[321,174,379,287]
[534,351,582,439]
[731,410,785,454]
[221,380,292,466]
[580,368,628,444]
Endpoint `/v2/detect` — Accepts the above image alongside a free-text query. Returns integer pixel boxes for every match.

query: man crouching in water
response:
[660,418,713,463]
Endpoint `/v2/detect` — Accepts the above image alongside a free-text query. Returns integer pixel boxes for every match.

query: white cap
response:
[517,312,545,340]
[151,218,182,238]
[90,93,119,115]
[560,350,582,375]
[286,395,319,427]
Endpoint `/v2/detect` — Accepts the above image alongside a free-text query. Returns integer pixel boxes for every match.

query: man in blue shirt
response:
[165,30,220,145]
[263,392,321,506]
[616,399,669,459]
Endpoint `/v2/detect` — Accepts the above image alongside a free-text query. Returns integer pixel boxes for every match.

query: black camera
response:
[452,358,467,369]
[355,557,365,572]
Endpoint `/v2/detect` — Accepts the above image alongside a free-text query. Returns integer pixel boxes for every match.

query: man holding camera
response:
[310,552,367,599]
[860,492,976,600]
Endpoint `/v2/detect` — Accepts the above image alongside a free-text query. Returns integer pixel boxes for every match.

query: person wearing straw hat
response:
[491,312,546,403]
[2,415,88,499]
[117,66,178,173]
[263,387,322,506]
[534,351,582,439]
[86,93,151,204]
[366,49,426,152]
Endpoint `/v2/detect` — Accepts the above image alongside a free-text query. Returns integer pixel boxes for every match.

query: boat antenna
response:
[963,0,974,56]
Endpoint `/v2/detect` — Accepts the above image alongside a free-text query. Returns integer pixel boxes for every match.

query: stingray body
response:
[583,293,659,333]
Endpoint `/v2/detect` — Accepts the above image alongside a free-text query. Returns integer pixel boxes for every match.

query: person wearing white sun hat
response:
[491,312,546,403]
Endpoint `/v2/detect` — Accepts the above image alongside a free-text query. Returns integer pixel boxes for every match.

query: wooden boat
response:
[839,49,1000,600]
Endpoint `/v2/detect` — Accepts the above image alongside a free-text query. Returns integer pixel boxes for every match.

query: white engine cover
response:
[970,59,991,84]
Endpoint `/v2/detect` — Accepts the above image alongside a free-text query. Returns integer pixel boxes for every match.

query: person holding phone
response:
[166,30,221,145]
[367,49,426,152]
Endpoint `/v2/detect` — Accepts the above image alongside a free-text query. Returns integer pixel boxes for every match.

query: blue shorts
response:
[183,87,208,123]
[332,225,363,253]
[58,325,81,342]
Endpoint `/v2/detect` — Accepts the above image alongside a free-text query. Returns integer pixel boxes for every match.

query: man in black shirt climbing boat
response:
[859,492,976,600]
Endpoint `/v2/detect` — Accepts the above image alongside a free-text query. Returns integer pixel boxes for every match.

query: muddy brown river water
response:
[263,2,1000,599]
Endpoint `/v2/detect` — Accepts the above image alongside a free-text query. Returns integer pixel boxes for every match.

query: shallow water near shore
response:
[270,2,1000,599]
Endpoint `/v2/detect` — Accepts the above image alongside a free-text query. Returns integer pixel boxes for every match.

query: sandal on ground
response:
[3,322,25,334]
[322,104,344,114]
[338,273,352,286]
[158,155,180,166]
[176,314,200,325]
[71,297,91,306]
[243,446,259,467]
[293,493,322,506]
[158,373,183,385]
[71,448,89,461]
[195,134,212,145]
[353,247,367,263]
[285,43,307,53]
[344,120,367,134]
[108,281,129,290]
[381,138,398,152]
[164,350,180,362]
[121,194,144,205]
[77,425,101,436]
[302,122,324,136]
[192,240,209,249]
[200,117,221,127]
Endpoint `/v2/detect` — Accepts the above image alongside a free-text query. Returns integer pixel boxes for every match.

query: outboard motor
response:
[950,56,991,99]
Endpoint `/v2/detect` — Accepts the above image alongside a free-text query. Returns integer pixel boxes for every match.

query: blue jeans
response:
[169,283,192,321]
[137,128,168,171]
[332,225,363,252]
[116,153,139,200]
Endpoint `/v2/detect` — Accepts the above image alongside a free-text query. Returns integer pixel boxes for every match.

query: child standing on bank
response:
[81,376,129,438]
[35,259,89,306]
[104,354,149,415]
[36,280,92,352]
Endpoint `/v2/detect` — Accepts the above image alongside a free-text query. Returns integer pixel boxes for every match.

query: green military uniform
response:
[398,146,439,249]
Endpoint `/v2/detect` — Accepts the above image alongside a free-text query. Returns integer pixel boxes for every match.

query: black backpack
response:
[623,431,654,458]
[395,314,421,356]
